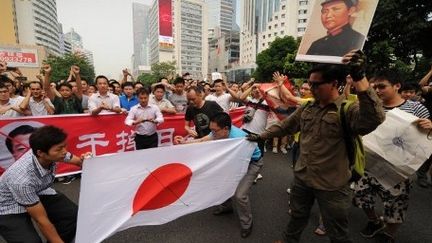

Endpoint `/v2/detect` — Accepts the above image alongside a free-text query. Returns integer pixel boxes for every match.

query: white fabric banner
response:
[363,108,432,189]
[75,138,255,243]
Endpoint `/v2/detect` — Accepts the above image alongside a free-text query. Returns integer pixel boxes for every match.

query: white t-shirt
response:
[241,97,269,134]
[88,92,120,114]
[205,93,231,112]
[29,97,54,116]
[0,96,24,118]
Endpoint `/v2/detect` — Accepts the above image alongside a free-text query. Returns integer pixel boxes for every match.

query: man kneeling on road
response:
[0,125,90,243]
[175,112,262,238]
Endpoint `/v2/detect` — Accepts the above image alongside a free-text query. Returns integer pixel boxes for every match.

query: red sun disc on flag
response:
[132,163,192,215]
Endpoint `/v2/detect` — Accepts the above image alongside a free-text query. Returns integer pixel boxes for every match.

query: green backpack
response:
[339,99,366,182]
[302,98,366,181]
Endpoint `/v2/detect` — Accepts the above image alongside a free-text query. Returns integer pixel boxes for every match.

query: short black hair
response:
[57,83,72,90]
[210,112,232,130]
[6,125,37,154]
[0,75,14,85]
[373,69,402,86]
[29,125,67,155]
[213,79,224,85]
[186,85,204,94]
[173,77,185,85]
[122,82,134,89]
[89,84,97,91]
[136,87,150,96]
[133,82,144,88]
[308,64,348,86]
[95,75,109,84]
[153,84,165,93]
[0,82,7,90]
[29,81,42,88]
[111,81,120,87]
[400,82,418,92]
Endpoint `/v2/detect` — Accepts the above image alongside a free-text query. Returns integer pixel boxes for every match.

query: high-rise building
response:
[0,0,19,44]
[132,3,151,74]
[206,0,237,34]
[13,0,62,55]
[64,28,94,66]
[64,28,83,50]
[149,0,208,79]
[240,0,311,66]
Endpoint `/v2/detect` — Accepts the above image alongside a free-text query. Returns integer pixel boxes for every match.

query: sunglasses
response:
[308,80,330,89]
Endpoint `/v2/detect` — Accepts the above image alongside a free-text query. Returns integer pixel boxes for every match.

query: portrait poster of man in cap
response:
[296,0,379,63]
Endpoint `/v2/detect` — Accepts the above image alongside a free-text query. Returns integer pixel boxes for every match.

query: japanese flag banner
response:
[76,138,256,243]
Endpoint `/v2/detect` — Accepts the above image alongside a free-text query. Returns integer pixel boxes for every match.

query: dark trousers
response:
[135,133,158,150]
[0,193,78,243]
[284,178,353,243]
[416,155,432,181]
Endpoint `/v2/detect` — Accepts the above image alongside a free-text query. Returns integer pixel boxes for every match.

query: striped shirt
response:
[0,151,60,215]
[383,100,430,119]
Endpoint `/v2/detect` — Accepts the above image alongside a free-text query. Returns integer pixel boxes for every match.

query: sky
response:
[56,0,241,79]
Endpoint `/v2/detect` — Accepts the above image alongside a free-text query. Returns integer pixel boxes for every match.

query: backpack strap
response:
[339,100,356,166]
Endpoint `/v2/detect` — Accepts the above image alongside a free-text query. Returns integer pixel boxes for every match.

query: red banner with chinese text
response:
[0,108,245,177]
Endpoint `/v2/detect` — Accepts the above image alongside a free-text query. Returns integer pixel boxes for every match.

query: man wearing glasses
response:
[249,50,385,242]
[175,112,262,238]
[352,70,431,243]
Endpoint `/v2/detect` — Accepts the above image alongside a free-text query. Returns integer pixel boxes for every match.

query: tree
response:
[43,53,95,83]
[136,73,157,86]
[151,61,176,81]
[364,0,432,78]
[254,36,311,82]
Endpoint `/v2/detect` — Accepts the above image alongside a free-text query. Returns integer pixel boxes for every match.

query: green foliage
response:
[254,36,311,82]
[43,53,95,83]
[137,73,157,86]
[151,61,176,81]
[364,0,432,79]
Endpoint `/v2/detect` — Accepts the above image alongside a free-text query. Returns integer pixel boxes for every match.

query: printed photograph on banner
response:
[296,0,379,64]
[0,121,44,175]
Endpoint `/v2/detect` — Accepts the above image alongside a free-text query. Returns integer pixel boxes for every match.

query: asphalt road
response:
[1,150,432,243]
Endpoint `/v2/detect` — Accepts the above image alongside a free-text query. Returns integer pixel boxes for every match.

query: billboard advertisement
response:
[0,47,39,68]
[158,0,174,49]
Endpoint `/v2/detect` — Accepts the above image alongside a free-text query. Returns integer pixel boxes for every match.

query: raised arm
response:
[42,64,55,101]
[273,71,302,105]
[71,65,83,99]
[419,65,432,87]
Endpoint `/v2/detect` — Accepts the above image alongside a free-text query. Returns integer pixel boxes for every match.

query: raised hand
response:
[342,49,367,82]
[42,64,52,76]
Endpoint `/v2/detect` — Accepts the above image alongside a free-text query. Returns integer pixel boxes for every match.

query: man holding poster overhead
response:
[306,0,365,57]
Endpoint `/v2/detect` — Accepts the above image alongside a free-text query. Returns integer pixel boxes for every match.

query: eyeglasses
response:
[308,80,329,89]
[374,83,391,90]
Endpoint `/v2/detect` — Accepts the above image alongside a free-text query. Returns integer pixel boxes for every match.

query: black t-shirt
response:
[422,92,432,115]
[185,101,223,138]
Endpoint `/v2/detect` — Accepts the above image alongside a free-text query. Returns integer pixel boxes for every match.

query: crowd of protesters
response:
[1,48,432,243]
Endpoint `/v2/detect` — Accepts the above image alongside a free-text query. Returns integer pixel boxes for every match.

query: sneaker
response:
[61,176,77,185]
[416,178,429,188]
[360,220,385,238]
[272,147,278,153]
[374,232,395,243]
[286,188,291,194]
[253,173,263,184]
[280,147,288,154]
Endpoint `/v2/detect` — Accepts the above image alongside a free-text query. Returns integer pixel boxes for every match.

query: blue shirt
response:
[228,126,262,161]
[120,95,139,111]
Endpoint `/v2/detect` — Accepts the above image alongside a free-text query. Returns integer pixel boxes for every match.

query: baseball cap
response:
[321,0,358,6]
